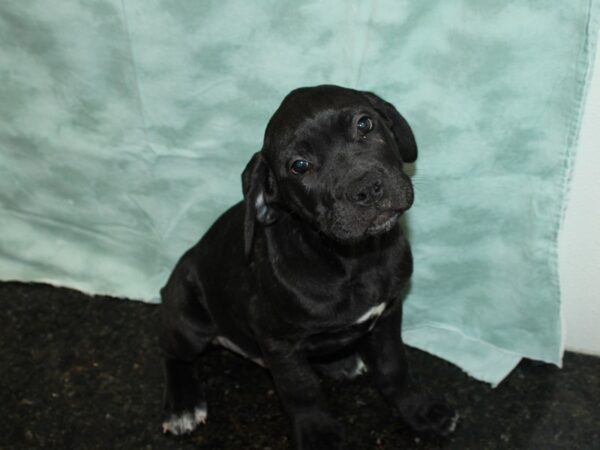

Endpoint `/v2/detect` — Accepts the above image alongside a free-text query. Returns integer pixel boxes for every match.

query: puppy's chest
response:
[300,264,404,354]
[323,270,396,330]
[342,277,391,324]
[302,289,390,355]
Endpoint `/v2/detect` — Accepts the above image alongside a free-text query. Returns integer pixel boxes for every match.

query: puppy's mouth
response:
[365,210,400,236]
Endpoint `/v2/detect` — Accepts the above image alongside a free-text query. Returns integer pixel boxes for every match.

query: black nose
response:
[347,177,384,206]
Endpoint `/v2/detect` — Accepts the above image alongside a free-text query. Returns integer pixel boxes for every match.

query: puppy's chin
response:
[323,212,401,244]
[365,211,401,236]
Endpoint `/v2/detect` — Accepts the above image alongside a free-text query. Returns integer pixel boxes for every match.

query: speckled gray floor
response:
[1,282,599,450]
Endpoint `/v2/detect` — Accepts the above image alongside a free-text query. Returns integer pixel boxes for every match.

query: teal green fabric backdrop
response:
[1,1,598,384]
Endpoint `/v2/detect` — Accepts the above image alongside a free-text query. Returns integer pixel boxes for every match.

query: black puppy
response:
[160,85,458,449]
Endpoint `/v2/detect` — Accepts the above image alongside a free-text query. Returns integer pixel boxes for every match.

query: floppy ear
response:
[361,91,418,163]
[241,151,279,257]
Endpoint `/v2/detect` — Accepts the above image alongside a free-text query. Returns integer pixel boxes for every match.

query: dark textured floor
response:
[1,282,599,450]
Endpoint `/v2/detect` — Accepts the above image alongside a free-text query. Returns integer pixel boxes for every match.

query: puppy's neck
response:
[266,209,403,261]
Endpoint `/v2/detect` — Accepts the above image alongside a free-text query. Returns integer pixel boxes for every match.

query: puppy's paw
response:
[293,411,344,450]
[162,404,207,435]
[399,395,459,437]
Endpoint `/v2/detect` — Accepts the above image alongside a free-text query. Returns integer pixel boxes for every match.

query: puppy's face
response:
[243,85,417,248]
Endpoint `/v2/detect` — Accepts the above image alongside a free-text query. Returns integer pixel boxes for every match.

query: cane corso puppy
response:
[160,85,458,449]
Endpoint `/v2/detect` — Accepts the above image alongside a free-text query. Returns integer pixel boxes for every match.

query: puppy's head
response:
[243,85,417,254]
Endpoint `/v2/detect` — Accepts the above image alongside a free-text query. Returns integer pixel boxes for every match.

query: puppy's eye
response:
[357,116,373,134]
[290,159,310,175]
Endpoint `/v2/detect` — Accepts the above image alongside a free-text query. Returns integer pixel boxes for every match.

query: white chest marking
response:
[215,336,265,367]
[355,302,386,324]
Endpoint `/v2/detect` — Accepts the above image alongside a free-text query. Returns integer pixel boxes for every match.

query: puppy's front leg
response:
[358,302,459,436]
[260,341,343,450]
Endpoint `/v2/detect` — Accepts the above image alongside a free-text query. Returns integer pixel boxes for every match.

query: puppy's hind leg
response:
[160,268,216,436]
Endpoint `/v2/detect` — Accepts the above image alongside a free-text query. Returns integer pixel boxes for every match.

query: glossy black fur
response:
[160,85,457,449]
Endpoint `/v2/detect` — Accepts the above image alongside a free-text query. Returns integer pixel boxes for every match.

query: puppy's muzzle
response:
[346,171,413,212]
[346,174,385,207]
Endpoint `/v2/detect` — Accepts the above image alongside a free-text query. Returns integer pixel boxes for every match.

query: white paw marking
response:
[447,411,460,434]
[162,405,207,435]
[345,357,368,379]
[355,302,386,324]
